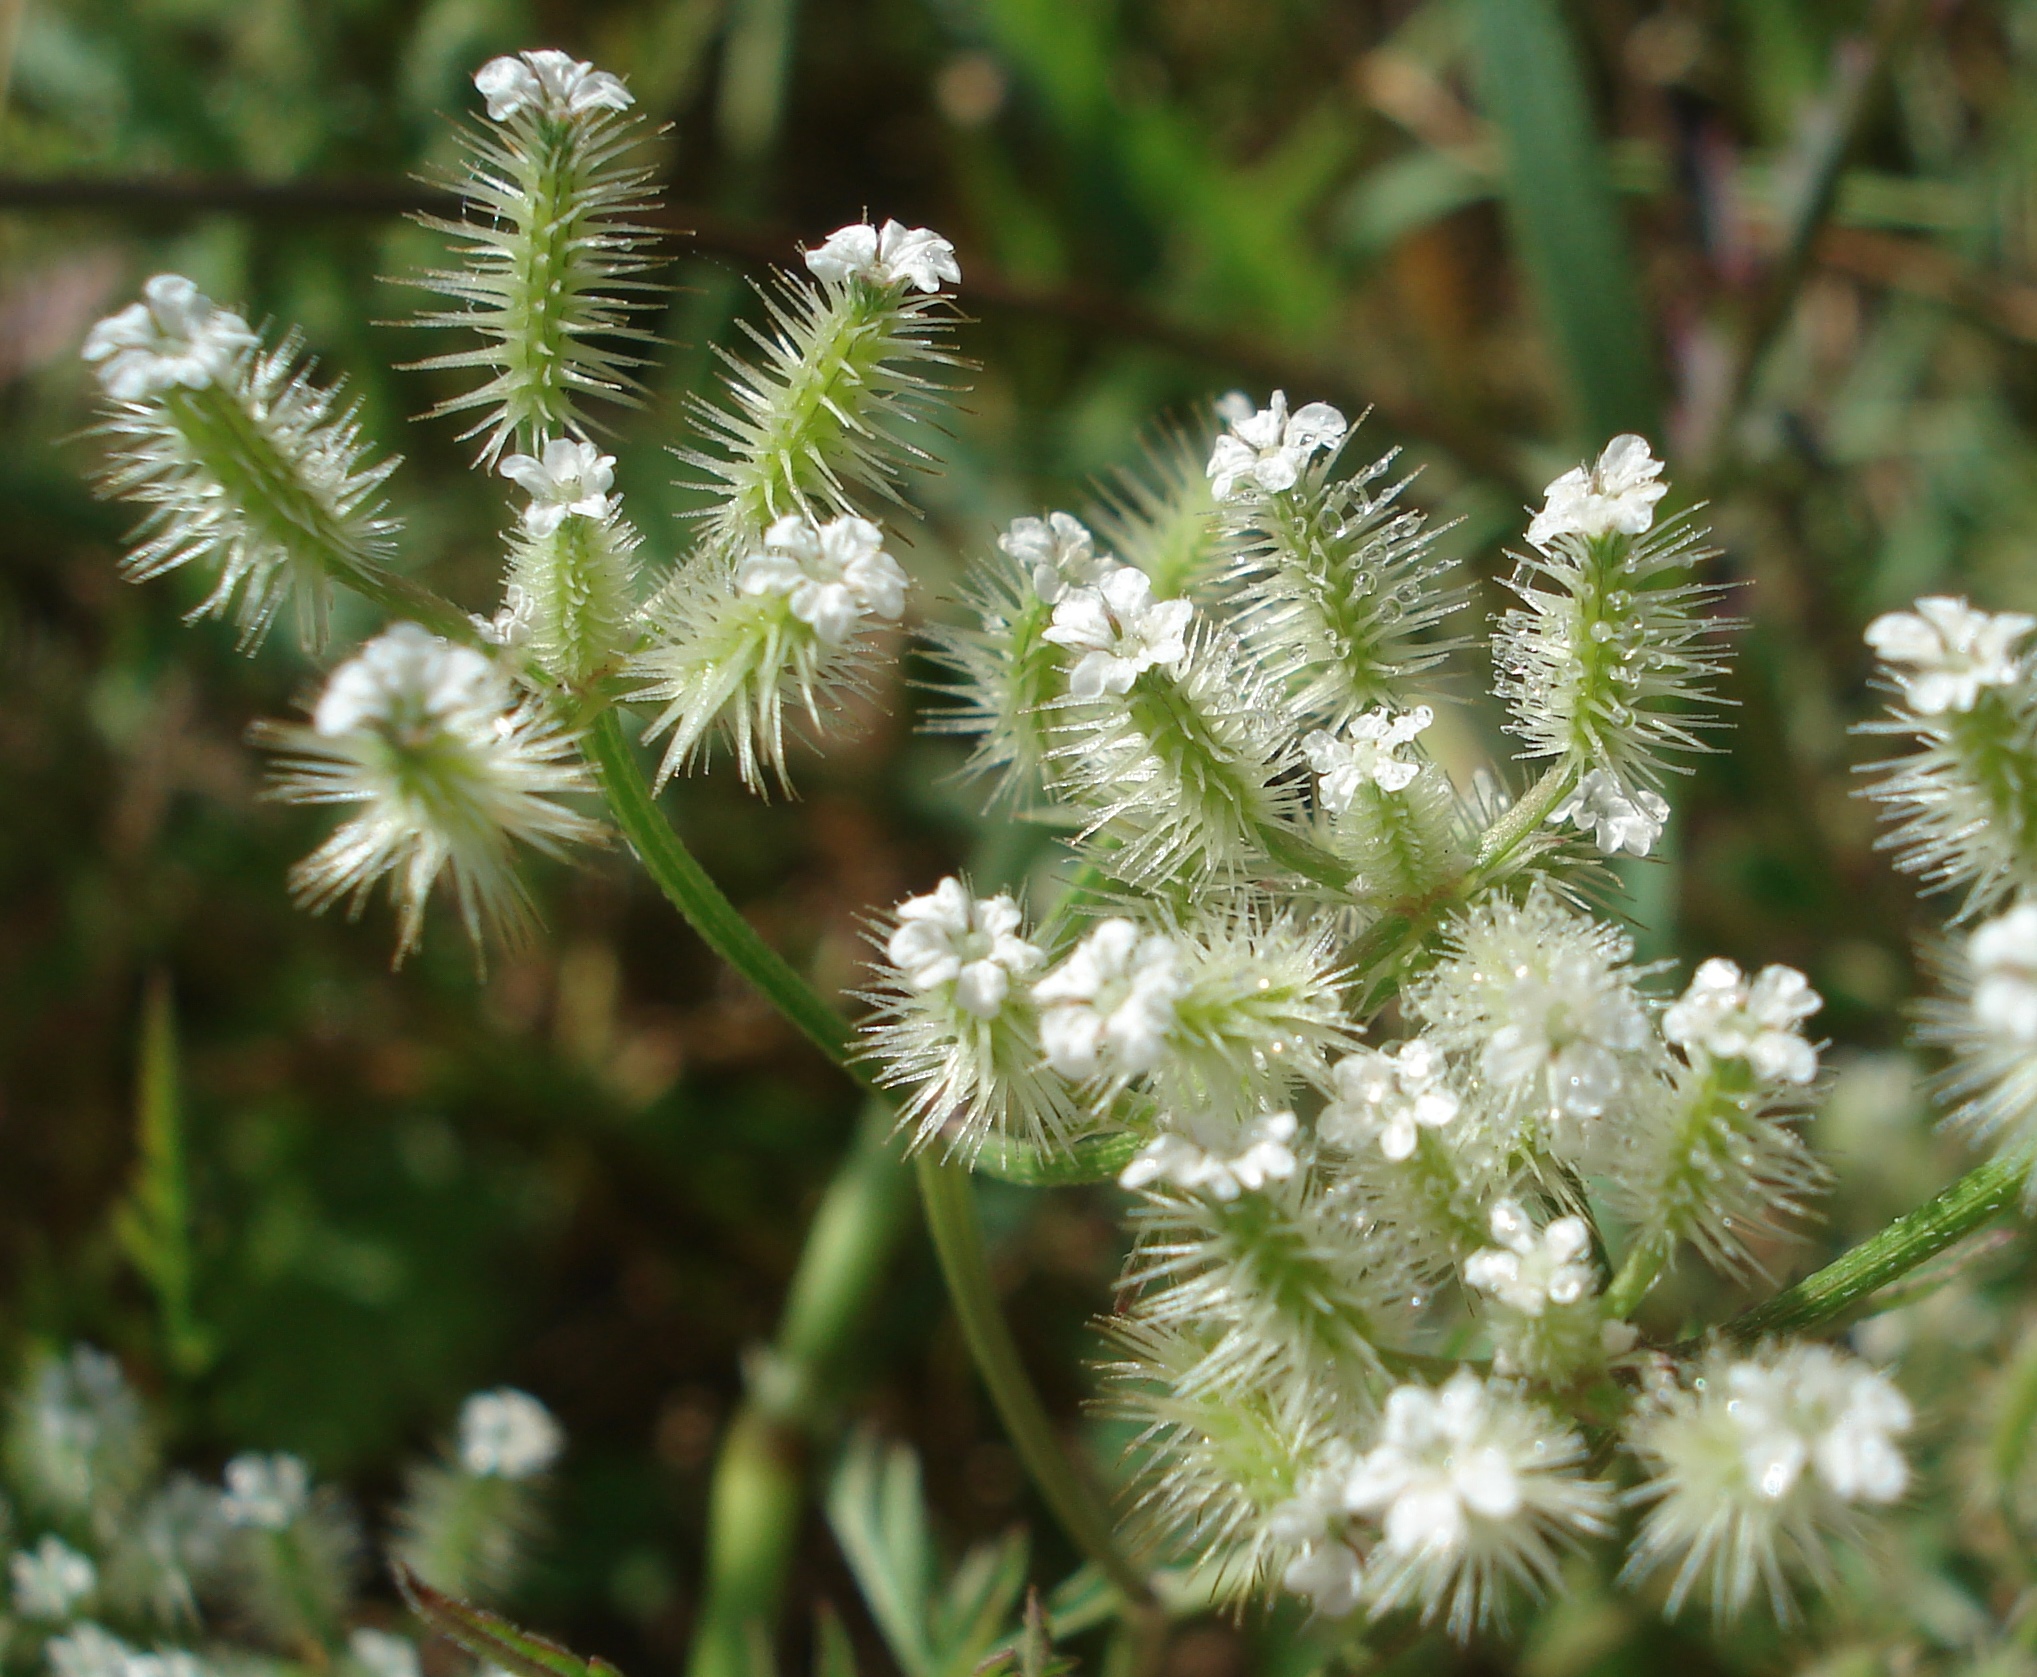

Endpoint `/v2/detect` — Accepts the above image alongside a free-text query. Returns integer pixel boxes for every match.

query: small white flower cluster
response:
[804,220,962,294]
[1034,918,1191,1079]
[1549,766,1670,858]
[1304,707,1433,811]
[1865,595,2034,717]
[500,439,617,536]
[83,273,257,402]
[887,879,1043,1018]
[1664,959,1821,1085]
[10,1534,96,1620]
[1627,1345,1911,1616]
[1206,390,1348,502]
[457,1388,563,1479]
[735,514,908,645]
[1120,1111,1299,1200]
[219,1453,310,1530]
[1001,510,1108,603]
[474,49,633,123]
[1041,564,1194,699]
[1525,433,1667,550]
[1319,1039,1458,1161]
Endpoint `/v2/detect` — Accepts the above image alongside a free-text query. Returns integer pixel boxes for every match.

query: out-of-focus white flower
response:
[10,1535,95,1620]
[1041,564,1194,698]
[1206,390,1348,502]
[220,1452,310,1529]
[313,622,500,738]
[348,1630,422,1677]
[1305,707,1433,811]
[1664,959,1821,1085]
[82,274,257,401]
[1549,768,1671,858]
[473,50,634,123]
[46,1625,135,1677]
[1119,1111,1299,1200]
[803,220,962,293]
[1526,434,1667,550]
[999,511,1108,604]
[126,1653,204,1677]
[1033,918,1187,1078]
[1319,1040,1459,1161]
[458,1388,563,1479]
[1463,1203,1593,1317]
[1281,1541,1366,1617]
[736,514,908,645]
[1625,1342,1911,1616]
[1341,1371,1608,1634]
[499,439,617,536]
[1971,903,2037,1045]
[1865,595,2035,716]
[886,878,1043,1018]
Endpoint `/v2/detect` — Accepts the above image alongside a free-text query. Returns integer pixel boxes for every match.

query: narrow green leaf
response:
[825,1434,934,1677]
[115,973,213,1376]
[396,1564,625,1677]
[813,1606,858,1677]
[931,1529,1028,1677]
[1467,0,1660,445]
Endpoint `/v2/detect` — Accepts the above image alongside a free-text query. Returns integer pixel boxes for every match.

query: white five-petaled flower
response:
[458,1387,563,1479]
[10,1534,95,1621]
[735,514,908,645]
[886,878,1043,1018]
[473,50,634,123]
[1319,1040,1460,1161]
[1864,595,2035,716]
[82,273,257,402]
[1664,959,1822,1085]
[1206,390,1348,502]
[499,439,617,536]
[999,511,1108,604]
[1040,564,1194,698]
[220,1452,310,1529]
[803,220,962,294]
[1525,433,1667,551]
[1305,707,1433,812]
[1119,1110,1299,1201]
[1463,1202,1594,1317]
[1721,1347,1911,1505]
[1032,918,1187,1078]
[1971,902,2037,1045]
[1346,1374,1529,1556]
[1549,767,1671,858]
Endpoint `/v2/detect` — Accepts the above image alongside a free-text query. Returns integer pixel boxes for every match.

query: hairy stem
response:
[585,709,1153,1606]
[687,1103,911,1677]
[1719,1152,2027,1343]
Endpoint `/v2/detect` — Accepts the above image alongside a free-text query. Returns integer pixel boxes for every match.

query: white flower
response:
[886,878,1043,1017]
[220,1452,310,1529]
[46,1626,135,1677]
[1206,390,1348,502]
[261,625,601,959]
[1972,903,2037,1045]
[1119,1111,1299,1201]
[998,511,1107,604]
[348,1631,422,1677]
[1664,959,1821,1085]
[1548,768,1671,858]
[473,50,634,123]
[1342,1372,1609,1634]
[1040,564,1194,698]
[736,514,908,645]
[1032,918,1187,1078]
[1304,707,1433,811]
[1463,1203,1594,1317]
[82,274,257,401]
[499,439,617,536]
[1281,1542,1366,1617]
[10,1535,95,1620]
[458,1388,563,1479]
[1525,434,1667,550]
[803,220,962,293]
[313,623,504,739]
[1625,1343,1911,1617]
[1864,595,2035,715]
[1319,1040,1459,1161]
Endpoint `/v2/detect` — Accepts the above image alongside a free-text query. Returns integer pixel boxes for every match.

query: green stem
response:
[915,1154,1152,1608]
[585,709,1152,1606]
[1719,1152,2028,1343]
[687,1103,911,1677]
[1602,1244,1666,1322]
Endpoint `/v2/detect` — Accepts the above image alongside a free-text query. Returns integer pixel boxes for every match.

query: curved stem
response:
[1718,1151,2027,1343]
[584,708,1153,1606]
[916,1155,1153,1608]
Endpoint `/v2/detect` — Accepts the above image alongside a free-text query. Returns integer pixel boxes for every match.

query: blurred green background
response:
[6,0,2037,1671]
